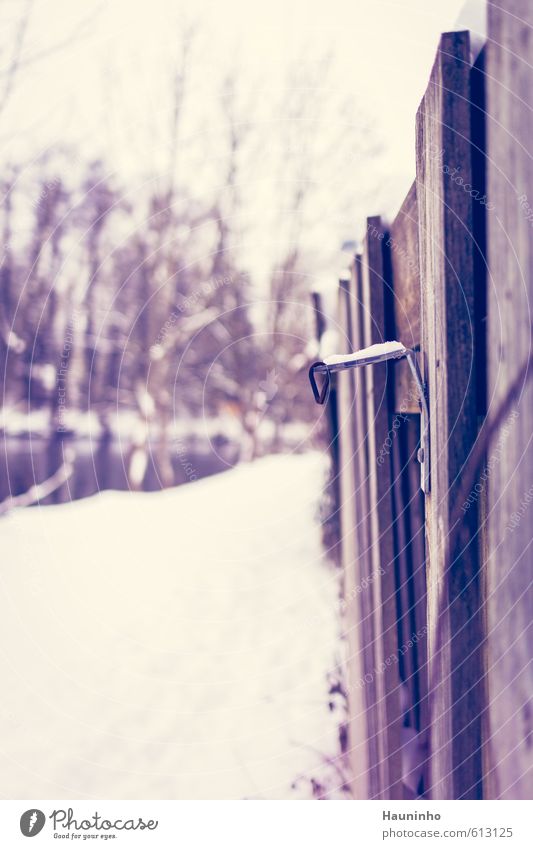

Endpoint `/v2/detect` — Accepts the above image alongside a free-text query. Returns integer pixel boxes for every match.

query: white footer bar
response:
[0,800,530,848]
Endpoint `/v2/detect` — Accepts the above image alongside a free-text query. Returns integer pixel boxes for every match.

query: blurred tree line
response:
[0,145,321,481]
[0,8,382,495]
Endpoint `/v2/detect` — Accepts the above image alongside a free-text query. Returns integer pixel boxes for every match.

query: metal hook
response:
[308,341,430,492]
[308,361,331,405]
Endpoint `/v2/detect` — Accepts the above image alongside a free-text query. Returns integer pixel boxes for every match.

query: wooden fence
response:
[326,2,533,800]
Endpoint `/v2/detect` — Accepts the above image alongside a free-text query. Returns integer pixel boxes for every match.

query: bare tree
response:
[0,0,35,118]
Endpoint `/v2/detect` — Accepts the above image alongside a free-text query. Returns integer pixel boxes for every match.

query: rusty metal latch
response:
[309,341,430,493]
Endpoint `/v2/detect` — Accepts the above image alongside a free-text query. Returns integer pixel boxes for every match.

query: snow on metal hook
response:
[309,341,430,492]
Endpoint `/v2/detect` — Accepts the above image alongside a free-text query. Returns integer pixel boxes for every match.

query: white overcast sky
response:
[0,0,486,283]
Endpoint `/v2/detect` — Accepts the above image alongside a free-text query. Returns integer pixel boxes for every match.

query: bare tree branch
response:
[0,446,74,516]
[0,0,35,117]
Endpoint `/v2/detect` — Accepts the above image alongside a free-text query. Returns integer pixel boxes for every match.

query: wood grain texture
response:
[382,202,429,796]
[361,217,403,799]
[390,415,429,793]
[388,182,421,413]
[485,0,533,800]
[404,418,429,792]
[416,31,484,799]
[345,257,384,798]
[336,276,373,799]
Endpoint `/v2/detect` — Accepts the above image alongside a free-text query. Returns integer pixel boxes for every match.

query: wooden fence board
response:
[384,205,429,796]
[416,30,484,799]
[404,419,428,739]
[388,183,421,414]
[344,257,383,798]
[485,0,533,800]
[403,417,429,794]
[336,277,373,799]
[361,216,403,799]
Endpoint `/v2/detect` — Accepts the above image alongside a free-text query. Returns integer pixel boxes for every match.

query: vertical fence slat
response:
[348,255,382,798]
[403,417,429,793]
[388,183,421,414]
[361,216,403,799]
[416,30,484,799]
[336,276,372,799]
[485,0,533,800]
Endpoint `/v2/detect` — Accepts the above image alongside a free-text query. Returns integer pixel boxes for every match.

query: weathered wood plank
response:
[346,255,383,799]
[404,419,428,714]
[485,0,533,800]
[403,416,429,794]
[416,30,484,799]
[336,276,373,799]
[388,183,421,413]
[361,216,403,799]
[384,199,429,795]
[391,424,416,721]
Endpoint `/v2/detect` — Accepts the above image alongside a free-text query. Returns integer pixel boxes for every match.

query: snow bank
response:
[0,453,343,799]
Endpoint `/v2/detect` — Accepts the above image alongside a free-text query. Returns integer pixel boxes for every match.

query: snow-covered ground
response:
[0,453,344,799]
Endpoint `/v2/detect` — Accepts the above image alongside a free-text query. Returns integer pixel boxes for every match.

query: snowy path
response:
[0,453,342,799]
